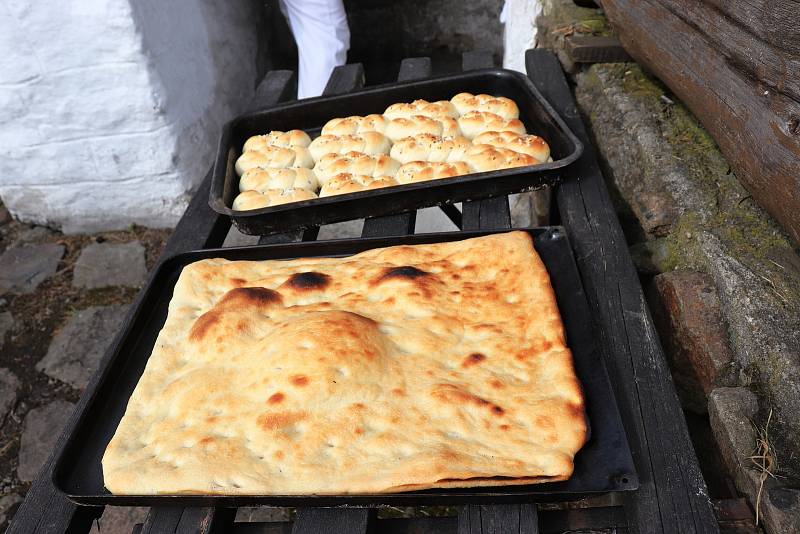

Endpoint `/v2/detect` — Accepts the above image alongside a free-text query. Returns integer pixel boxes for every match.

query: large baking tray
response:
[53,228,637,506]
[210,69,583,235]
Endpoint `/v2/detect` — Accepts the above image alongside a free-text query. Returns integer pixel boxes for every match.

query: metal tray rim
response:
[208,68,584,219]
[52,228,638,506]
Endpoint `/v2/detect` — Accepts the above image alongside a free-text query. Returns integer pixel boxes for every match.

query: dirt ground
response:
[0,211,171,527]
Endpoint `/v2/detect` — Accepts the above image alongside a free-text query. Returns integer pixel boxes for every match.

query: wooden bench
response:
[6,49,719,534]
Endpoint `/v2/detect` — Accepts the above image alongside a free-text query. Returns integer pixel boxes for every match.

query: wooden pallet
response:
[7,49,720,534]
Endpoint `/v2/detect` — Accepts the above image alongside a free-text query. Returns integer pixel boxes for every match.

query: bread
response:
[239,168,319,193]
[232,189,318,211]
[395,161,471,184]
[321,115,388,136]
[451,93,520,120]
[383,99,459,120]
[319,173,397,197]
[308,133,392,161]
[463,145,538,173]
[102,232,587,495]
[457,111,526,140]
[243,130,312,152]
[235,147,314,175]
[473,131,550,163]
[389,134,472,164]
[384,116,461,142]
[313,152,400,186]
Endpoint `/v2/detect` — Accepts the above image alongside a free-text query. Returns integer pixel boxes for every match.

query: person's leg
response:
[279,0,350,99]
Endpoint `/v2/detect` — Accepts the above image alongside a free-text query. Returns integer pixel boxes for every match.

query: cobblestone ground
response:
[0,201,171,530]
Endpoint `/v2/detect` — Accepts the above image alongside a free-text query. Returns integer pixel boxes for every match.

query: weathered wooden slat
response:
[290,508,373,534]
[323,63,365,96]
[526,48,719,534]
[599,0,800,245]
[360,57,432,238]
[564,35,631,63]
[457,505,539,534]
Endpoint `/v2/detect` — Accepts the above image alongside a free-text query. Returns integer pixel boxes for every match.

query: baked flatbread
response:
[102,232,587,494]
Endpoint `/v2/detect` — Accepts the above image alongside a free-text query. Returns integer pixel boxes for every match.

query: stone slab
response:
[0,244,64,295]
[17,400,75,482]
[89,506,149,534]
[651,270,736,412]
[37,305,128,390]
[72,242,147,289]
[709,388,800,534]
[0,368,20,426]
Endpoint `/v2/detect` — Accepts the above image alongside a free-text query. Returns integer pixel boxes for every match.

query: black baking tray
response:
[210,69,583,235]
[53,228,637,506]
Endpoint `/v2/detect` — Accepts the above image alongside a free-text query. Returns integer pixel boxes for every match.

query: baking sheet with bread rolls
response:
[232,93,552,211]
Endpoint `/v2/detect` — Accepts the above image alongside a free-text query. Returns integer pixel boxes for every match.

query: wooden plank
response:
[599,0,800,245]
[457,505,539,534]
[564,35,631,63]
[526,48,719,534]
[361,57,432,238]
[290,508,373,534]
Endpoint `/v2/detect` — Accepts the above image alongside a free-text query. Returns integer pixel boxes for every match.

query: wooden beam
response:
[526,48,719,534]
[599,0,800,245]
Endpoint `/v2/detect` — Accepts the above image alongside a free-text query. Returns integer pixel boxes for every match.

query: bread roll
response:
[457,111,526,140]
[243,130,312,152]
[473,131,550,162]
[235,146,310,175]
[319,173,397,197]
[384,116,461,142]
[384,99,459,120]
[313,152,400,185]
[450,93,520,119]
[232,188,317,211]
[321,114,387,136]
[395,161,471,184]
[463,145,538,173]
[239,168,319,193]
[389,134,472,164]
[308,132,392,161]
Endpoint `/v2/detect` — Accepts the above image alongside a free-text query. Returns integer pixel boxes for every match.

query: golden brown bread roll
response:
[232,188,318,211]
[473,131,550,162]
[318,173,398,197]
[313,152,400,185]
[239,168,319,193]
[321,114,388,136]
[235,146,314,175]
[389,134,472,164]
[243,130,312,152]
[450,93,520,120]
[308,132,392,161]
[383,99,459,120]
[457,111,526,140]
[463,145,538,172]
[395,161,471,184]
[384,116,461,142]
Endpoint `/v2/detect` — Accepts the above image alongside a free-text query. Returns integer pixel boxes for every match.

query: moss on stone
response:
[542,0,613,37]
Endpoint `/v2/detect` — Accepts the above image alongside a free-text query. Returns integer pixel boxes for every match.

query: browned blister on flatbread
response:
[102,232,587,495]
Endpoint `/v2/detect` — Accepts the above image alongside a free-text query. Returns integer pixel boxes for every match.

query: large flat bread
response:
[102,232,587,495]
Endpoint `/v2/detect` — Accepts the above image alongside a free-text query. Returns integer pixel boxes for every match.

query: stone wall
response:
[0,0,260,233]
[538,1,800,532]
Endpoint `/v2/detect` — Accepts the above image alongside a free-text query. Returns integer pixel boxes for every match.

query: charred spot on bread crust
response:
[284,271,331,290]
[219,287,283,308]
[462,352,486,367]
[379,266,429,280]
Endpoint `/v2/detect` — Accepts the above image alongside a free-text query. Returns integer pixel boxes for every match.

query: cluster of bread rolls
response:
[232,93,551,211]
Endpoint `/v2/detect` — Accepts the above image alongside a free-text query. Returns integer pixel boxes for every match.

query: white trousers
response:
[279,0,351,99]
